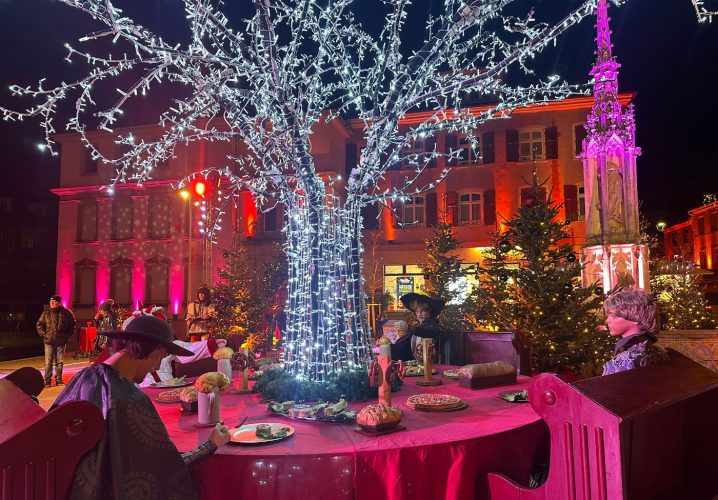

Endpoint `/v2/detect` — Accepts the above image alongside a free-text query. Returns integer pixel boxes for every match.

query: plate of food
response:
[442,369,460,380]
[149,376,191,389]
[155,389,182,404]
[498,389,529,403]
[268,399,357,423]
[405,393,468,412]
[230,423,295,445]
[404,361,437,377]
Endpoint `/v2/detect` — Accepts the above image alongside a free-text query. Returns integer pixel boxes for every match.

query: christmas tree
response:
[421,218,470,332]
[652,253,715,330]
[472,171,611,375]
[211,247,267,350]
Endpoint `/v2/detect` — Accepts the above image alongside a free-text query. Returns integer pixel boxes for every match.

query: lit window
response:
[402,196,425,226]
[519,129,545,161]
[458,193,482,225]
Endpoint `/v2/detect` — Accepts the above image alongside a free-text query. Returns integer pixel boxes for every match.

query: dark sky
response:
[1,0,717,226]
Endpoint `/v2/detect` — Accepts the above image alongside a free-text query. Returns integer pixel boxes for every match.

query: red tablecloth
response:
[145,368,547,500]
[79,327,97,353]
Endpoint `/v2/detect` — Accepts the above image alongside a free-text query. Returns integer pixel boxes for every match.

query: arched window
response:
[145,255,170,305]
[74,258,98,306]
[110,257,133,306]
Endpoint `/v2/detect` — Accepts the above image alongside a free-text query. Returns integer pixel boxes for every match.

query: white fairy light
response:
[2,0,625,381]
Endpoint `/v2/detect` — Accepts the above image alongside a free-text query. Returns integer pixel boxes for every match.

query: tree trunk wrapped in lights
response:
[3,0,620,380]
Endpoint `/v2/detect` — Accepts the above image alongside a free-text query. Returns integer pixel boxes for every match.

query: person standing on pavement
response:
[36,294,76,387]
[93,299,117,353]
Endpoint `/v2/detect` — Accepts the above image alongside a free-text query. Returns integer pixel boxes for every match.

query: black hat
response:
[400,293,446,317]
[50,295,62,302]
[104,315,193,356]
[99,299,115,312]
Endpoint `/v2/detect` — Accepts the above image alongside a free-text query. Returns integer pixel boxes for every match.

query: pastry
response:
[157,389,181,403]
[406,393,463,410]
[356,404,403,429]
[458,361,515,378]
[255,423,273,439]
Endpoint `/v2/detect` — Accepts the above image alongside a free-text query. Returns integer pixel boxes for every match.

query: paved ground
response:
[0,354,91,409]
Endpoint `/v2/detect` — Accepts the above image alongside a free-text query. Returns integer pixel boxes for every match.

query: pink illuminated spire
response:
[586,0,636,146]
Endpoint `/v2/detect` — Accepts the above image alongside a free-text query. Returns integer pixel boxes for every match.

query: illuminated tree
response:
[3,0,621,381]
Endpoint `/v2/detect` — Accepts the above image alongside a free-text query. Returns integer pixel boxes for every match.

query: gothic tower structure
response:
[580,0,649,290]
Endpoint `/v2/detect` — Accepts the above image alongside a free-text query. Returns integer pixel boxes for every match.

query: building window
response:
[401,138,426,169]
[578,186,586,221]
[383,264,426,310]
[699,249,707,269]
[19,228,35,249]
[519,128,545,161]
[110,257,133,306]
[147,196,170,239]
[401,196,425,226]
[0,197,12,212]
[263,205,282,233]
[111,198,134,240]
[77,202,98,242]
[0,227,14,258]
[74,258,97,306]
[457,135,481,166]
[145,255,170,305]
[458,193,482,225]
[83,147,98,174]
[710,213,718,233]
[698,216,706,235]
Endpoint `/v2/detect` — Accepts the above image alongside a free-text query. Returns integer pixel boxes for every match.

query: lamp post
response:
[180,190,193,307]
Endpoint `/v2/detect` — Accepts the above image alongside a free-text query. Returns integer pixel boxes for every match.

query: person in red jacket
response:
[36,294,76,387]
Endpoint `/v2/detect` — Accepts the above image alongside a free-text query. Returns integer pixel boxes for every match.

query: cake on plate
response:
[356,404,403,431]
[405,393,463,410]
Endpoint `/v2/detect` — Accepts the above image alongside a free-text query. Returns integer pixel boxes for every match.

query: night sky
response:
[1,0,717,227]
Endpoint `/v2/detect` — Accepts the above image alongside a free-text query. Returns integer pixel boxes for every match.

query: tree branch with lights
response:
[4,0,627,382]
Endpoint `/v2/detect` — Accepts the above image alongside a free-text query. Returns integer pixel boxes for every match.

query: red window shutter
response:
[484,189,496,226]
[481,131,495,164]
[424,136,437,168]
[545,126,558,159]
[505,130,519,162]
[564,184,578,222]
[574,124,588,157]
[444,134,458,166]
[426,192,438,227]
[445,192,458,225]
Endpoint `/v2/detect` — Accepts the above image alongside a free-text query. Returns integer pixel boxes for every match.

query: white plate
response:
[230,423,295,445]
[149,380,192,389]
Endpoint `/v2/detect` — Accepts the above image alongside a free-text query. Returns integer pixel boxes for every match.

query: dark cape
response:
[390,318,447,362]
[52,363,199,500]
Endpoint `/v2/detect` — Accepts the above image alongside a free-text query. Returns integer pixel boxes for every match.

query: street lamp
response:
[656,221,667,232]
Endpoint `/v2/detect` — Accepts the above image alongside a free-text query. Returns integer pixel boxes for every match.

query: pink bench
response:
[489,349,718,499]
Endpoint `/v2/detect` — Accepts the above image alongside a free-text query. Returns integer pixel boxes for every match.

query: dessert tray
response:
[405,393,468,412]
[230,423,295,445]
[267,399,357,423]
[498,389,529,403]
[155,389,182,404]
[149,376,192,389]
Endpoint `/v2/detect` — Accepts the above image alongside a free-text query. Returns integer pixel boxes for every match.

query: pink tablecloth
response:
[145,368,548,500]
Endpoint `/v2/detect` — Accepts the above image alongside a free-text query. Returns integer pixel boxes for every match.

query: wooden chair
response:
[488,349,718,499]
[0,371,104,500]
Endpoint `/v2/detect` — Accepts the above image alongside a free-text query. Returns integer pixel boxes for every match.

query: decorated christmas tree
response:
[652,253,716,330]
[473,171,611,375]
[211,247,267,349]
[421,218,470,332]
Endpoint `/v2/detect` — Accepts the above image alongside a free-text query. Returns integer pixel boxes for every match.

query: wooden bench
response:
[0,369,104,499]
[488,349,718,499]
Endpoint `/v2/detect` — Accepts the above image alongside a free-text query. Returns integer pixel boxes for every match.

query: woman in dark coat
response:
[390,293,446,362]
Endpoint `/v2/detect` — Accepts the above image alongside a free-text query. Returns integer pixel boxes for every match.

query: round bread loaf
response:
[458,361,515,379]
[356,404,403,427]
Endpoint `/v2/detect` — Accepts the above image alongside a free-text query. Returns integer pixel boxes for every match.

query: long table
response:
[146,368,547,500]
